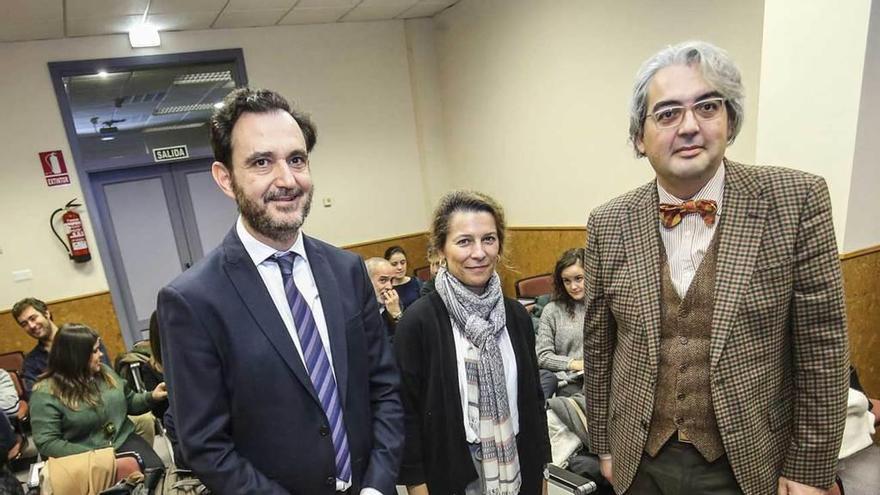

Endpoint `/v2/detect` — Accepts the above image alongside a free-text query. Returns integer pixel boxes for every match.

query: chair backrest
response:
[7,371,24,398]
[413,266,431,282]
[515,273,553,299]
[0,351,25,374]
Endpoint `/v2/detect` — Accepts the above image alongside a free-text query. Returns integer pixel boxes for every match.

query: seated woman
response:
[384,245,423,309]
[30,324,167,493]
[395,190,550,495]
[536,248,587,398]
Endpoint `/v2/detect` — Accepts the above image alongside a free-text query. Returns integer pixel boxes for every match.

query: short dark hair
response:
[210,87,318,167]
[429,190,507,256]
[551,248,587,316]
[12,297,49,322]
[383,245,407,260]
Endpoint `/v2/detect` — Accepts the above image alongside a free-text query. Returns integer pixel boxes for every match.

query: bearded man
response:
[157,88,403,495]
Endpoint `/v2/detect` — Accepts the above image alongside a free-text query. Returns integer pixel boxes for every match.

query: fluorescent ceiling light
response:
[101,136,116,141]
[153,103,216,115]
[213,102,224,109]
[129,23,160,48]
[173,71,233,85]
[97,71,108,78]
[142,122,206,133]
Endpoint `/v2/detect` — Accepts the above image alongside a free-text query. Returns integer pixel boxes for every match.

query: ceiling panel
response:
[67,0,149,19]
[297,0,360,8]
[0,18,64,42]
[148,12,218,32]
[279,7,350,25]
[343,3,418,22]
[149,0,228,15]
[398,0,457,19]
[225,0,297,10]
[67,15,142,37]
[213,9,289,29]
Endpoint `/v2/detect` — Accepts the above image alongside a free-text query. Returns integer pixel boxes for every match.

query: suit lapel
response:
[710,162,768,370]
[221,229,320,405]
[621,183,663,371]
[304,236,349,406]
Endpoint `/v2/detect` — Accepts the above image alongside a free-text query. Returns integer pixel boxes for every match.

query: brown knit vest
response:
[644,233,725,462]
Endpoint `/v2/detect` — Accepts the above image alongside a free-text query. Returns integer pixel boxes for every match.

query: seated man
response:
[11,297,110,397]
[365,257,403,340]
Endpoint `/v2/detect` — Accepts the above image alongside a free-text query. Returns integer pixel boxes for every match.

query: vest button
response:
[319,425,330,436]
[679,336,688,345]
[677,393,686,401]
[325,476,335,486]
[679,364,688,373]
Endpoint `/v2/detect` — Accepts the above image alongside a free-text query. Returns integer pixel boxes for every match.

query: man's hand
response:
[600,457,613,483]
[777,477,828,495]
[383,288,402,317]
[569,359,584,371]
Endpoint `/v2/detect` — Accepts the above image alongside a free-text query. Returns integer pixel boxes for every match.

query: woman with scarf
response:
[394,190,550,495]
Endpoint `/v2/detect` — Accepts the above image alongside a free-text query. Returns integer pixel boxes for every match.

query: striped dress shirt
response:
[657,163,725,298]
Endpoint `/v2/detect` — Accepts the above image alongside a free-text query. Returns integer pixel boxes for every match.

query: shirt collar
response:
[657,160,725,213]
[235,216,309,267]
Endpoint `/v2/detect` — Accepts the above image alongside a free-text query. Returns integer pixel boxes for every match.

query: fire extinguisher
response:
[51,199,92,263]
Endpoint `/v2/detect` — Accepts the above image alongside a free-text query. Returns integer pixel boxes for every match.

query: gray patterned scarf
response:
[435,267,521,495]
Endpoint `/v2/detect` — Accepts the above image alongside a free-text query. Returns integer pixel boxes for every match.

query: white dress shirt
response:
[236,218,382,495]
[451,319,520,443]
[657,163,725,298]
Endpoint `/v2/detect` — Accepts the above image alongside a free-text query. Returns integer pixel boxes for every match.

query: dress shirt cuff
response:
[361,487,384,495]
[598,453,612,461]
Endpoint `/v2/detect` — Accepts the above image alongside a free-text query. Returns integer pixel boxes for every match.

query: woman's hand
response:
[151,382,168,402]
[406,484,429,495]
[569,359,584,371]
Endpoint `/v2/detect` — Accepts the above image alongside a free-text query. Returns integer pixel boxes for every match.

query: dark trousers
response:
[627,440,741,495]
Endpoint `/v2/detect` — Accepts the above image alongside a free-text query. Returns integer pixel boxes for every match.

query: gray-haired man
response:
[583,41,849,495]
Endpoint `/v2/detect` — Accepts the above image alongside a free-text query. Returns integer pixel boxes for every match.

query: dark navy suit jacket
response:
[157,228,404,494]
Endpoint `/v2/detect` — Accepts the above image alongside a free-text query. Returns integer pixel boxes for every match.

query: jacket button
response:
[325,476,335,486]
[679,336,688,345]
[677,393,686,401]
[319,425,330,436]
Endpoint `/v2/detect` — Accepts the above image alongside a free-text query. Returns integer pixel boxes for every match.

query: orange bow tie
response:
[658,199,717,228]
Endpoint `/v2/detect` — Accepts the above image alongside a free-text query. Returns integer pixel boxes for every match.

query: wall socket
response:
[12,269,32,282]
[323,197,333,207]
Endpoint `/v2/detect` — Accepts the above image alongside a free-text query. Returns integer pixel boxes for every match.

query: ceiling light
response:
[142,122,206,133]
[129,23,160,48]
[101,136,116,141]
[213,102,224,109]
[173,71,233,85]
[98,71,108,78]
[153,103,216,115]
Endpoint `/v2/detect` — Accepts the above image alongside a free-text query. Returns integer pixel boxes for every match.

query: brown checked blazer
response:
[583,161,849,495]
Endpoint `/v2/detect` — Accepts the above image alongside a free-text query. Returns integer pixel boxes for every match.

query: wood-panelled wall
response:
[0,292,126,361]
[1,230,876,400]
[841,245,880,398]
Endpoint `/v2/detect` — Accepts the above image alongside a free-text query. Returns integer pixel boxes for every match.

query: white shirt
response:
[657,163,725,298]
[237,218,382,495]
[451,319,520,443]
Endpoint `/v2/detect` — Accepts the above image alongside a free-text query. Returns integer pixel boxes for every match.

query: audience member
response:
[0,415,22,494]
[384,246,423,309]
[583,40,849,494]
[418,245,442,297]
[157,87,403,494]
[11,297,110,396]
[30,324,167,493]
[0,371,20,419]
[395,190,550,495]
[535,248,587,399]
[365,257,403,340]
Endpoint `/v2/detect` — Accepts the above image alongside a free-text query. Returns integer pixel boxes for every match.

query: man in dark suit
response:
[158,88,403,495]
[364,257,402,341]
[583,41,849,495]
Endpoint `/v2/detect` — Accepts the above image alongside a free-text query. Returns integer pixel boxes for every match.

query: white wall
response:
[755,0,872,250]
[845,0,880,252]
[431,0,765,226]
[0,21,429,309]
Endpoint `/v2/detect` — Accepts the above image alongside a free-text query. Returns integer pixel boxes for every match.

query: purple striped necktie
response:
[272,252,352,482]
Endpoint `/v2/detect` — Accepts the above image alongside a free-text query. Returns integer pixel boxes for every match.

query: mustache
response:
[264,187,304,202]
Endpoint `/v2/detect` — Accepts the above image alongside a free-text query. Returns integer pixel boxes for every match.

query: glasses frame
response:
[647,97,727,129]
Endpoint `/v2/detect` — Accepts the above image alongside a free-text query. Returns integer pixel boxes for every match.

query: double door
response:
[90,160,238,341]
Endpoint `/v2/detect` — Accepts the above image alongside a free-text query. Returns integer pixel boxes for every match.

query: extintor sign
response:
[39,150,71,187]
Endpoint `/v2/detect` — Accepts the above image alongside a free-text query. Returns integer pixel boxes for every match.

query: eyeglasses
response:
[647,97,726,129]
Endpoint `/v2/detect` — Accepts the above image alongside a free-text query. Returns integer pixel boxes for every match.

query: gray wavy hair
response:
[628,40,745,157]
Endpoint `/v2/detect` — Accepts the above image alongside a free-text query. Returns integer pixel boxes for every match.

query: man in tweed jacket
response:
[583,41,849,495]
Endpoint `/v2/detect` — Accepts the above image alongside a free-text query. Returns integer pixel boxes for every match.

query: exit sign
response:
[152,145,189,162]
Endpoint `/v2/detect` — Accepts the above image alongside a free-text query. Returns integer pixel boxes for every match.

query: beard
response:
[232,179,313,244]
